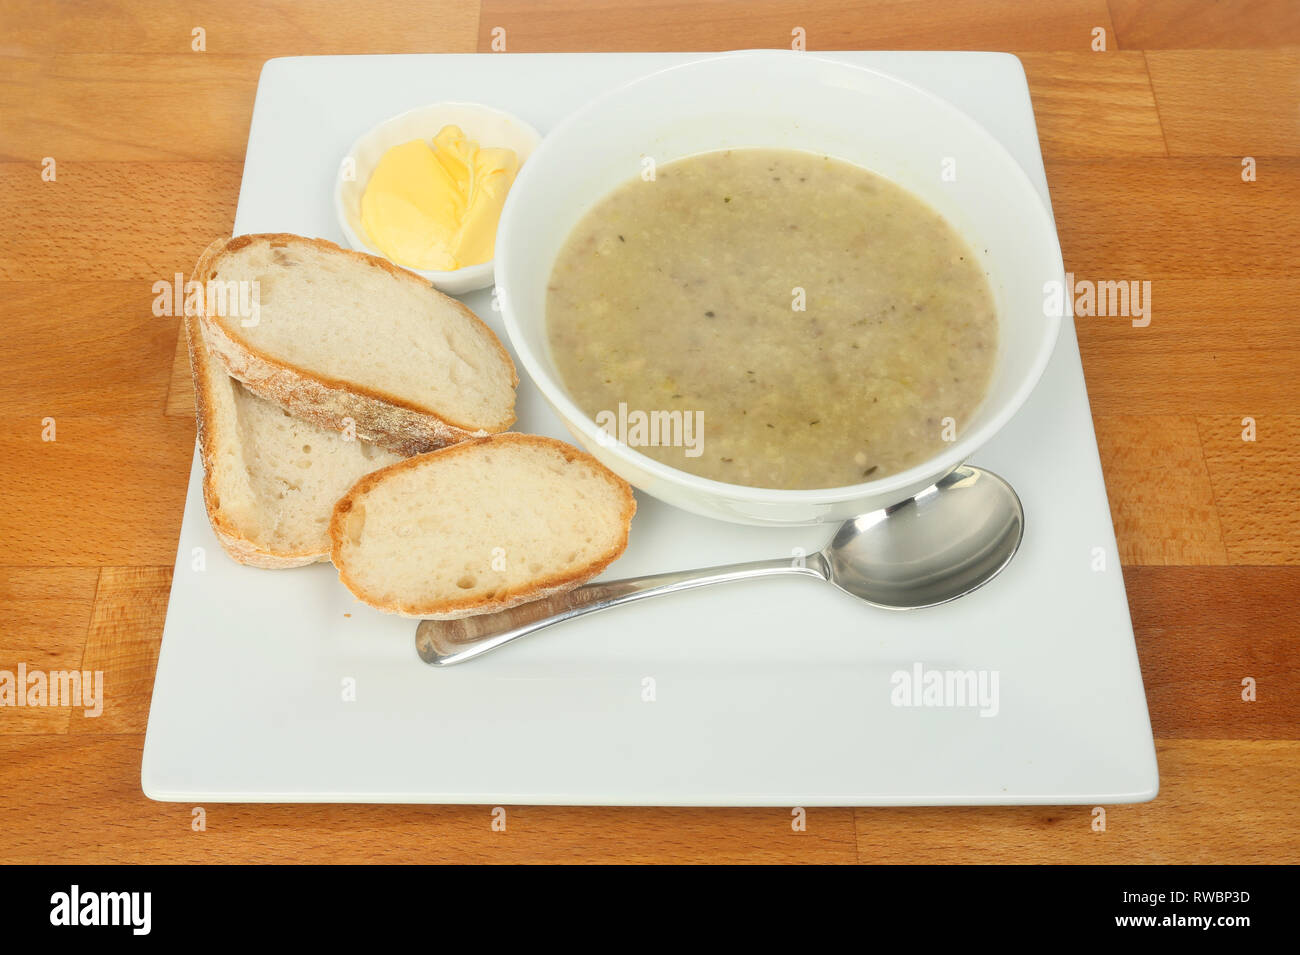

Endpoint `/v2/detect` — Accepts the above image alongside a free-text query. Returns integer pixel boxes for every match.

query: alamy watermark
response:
[594,402,704,458]
[151,272,260,326]
[1044,272,1151,327]
[890,662,999,717]
[50,885,150,935]
[0,664,103,717]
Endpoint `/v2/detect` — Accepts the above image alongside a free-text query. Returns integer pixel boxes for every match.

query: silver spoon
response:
[416,464,1023,667]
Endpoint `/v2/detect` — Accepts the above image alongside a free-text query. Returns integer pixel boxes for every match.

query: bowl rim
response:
[495,49,1065,503]
[333,99,543,283]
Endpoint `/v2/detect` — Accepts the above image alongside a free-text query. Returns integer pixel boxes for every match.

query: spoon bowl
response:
[823,466,1024,609]
[417,465,1024,666]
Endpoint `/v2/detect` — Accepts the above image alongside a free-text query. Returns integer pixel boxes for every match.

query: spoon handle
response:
[416,555,827,666]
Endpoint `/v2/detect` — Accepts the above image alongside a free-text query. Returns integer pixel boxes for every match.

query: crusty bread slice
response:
[329,433,637,618]
[194,234,518,456]
[186,307,405,568]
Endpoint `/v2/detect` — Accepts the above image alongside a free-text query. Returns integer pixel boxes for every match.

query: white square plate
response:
[143,52,1159,805]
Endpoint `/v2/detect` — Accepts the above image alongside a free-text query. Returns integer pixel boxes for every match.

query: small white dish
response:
[335,101,542,295]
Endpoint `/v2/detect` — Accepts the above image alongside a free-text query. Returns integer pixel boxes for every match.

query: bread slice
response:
[186,307,405,568]
[329,433,637,618]
[193,234,518,456]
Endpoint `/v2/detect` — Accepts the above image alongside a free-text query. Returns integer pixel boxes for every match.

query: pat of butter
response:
[360,125,518,271]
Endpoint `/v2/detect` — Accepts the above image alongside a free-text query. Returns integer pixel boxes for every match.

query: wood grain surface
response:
[1,0,1296,865]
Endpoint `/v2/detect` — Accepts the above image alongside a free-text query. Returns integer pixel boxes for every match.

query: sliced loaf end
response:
[186,294,405,568]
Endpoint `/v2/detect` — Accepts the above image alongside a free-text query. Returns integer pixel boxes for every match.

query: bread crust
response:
[328,433,638,618]
[194,233,518,457]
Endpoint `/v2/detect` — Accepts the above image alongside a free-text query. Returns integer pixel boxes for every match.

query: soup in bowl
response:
[495,50,1064,525]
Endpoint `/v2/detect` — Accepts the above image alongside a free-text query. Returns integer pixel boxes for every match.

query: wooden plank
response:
[0,567,99,735]
[1019,52,1165,158]
[0,55,266,162]
[165,329,196,418]
[1074,277,1300,416]
[69,567,172,735]
[5,0,480,55]
[2,736,1292,863]
[1146,50,1300,156]
[1081,349,1300,418]
[1197,415,1300,564]
[0,568,98,668]
[0,162,241,280]
[855,740,1300,863]
[1047,158,1300,277]
[476,0,1115,52]
[1126,566,1300,738]
[0,415,194,566]
[0,733,858,863]
[1074,277,1295,352]
[1092,415,1227,565]
[0,282,180,417]
[1109,0,1300,50]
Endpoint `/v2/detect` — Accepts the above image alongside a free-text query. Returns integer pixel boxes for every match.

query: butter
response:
[360,125,519,271]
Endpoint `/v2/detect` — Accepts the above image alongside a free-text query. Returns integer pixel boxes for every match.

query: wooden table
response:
[1,0,1296,864]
